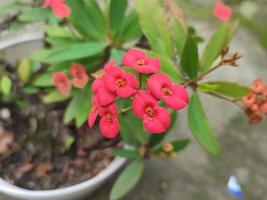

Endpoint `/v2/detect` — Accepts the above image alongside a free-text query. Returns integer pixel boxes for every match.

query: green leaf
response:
[67,0,106,41]
[118,10,142,42]
[136,0,173,58]
[180,34,199,79]
[153,139,190,154]
[33,73,53,87]
[17,58,31,84]
[113,149,140,159]
[109,0,128,34]
[171,16,187,55]
[199,81,250,100]
[19,8,52,22]
[200,23,228,72]
[42,90,69,103]
[110,159,144,200]
[188,93,220,155]
[225,20,239,46]
[119,110,145,147]
[0,76,12,96]
[64,89,92,127]
[46,37,83,47]
[31,49,53,62]
[45,25,75,38]
[22,86,40,94]
[45,42,106,63]
[145,50,184,83]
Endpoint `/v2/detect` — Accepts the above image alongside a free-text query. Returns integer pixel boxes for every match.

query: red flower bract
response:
[88,101,120,139]
[213,1,232,21]
[122,49,160,74]
[147,73,189,110]
[251,78,265,94]
[52,72,71,96]
[70,63,89,88]
[104,61,138,98]
[42,0,71,18]
[92,77,116,106]
[132,91,170,134]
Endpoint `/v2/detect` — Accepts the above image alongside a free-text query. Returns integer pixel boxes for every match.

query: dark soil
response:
[0,65,121,190]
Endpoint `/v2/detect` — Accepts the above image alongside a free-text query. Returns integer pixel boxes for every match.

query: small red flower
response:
[88,102,120,139]
[242,91,257,108]
[92,77,116,106]
[52,72,71,96]
[69,63,89,88]
[251,79,265,94]
[147,73,189,110]
[122,49,160,74]
[42,0,71,18]
[213,1,232,21]
[104,61,138,98]
[132,91,170,134]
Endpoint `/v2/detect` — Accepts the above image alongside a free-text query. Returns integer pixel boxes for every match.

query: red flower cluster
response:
[88,49,189,139]
[242,79,267,124]
[42,0,71,18]
[53,63,89,96]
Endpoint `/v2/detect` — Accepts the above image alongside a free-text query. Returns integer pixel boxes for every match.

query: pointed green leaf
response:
[110,159,144,200]
[113,149,140,159]
[33,73,53,87]
[42,90,69,103]
[19,8,52,22]
[109,0,128,34]
[199,81,250,100]
[171,16,187,55]
[188,93,220,155]
[136,0,173,58]
[200,22,228,72]
[180,34,199,79]
[45,42,106,63]
[17,58,32,84]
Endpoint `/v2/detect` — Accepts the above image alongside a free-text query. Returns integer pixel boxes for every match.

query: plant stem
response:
[139,73,143,89]
[208,92,244,110]
[119,106,132,114]
[196,61,224,81]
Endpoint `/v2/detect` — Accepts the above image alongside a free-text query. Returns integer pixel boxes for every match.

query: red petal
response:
[92,78,104,93]
[132,91,157,118]
[143,106,170,134]
[103,73,117,92]
[117,87,136,98]
[96,87,116,106]
[122,49,146,67]
[124,73,138,89]
[99,103,118,117]
[52,3,71,18]
[147,73,172,99]
[99,117,120,139]
[88,107,99,128]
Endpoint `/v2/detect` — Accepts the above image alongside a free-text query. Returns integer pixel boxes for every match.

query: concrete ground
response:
[1,1,267,200]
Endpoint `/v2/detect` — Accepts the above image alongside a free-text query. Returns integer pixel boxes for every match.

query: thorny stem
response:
[196,61,224,82]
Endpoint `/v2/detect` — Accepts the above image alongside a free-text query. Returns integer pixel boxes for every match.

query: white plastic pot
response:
[0,34,126,200]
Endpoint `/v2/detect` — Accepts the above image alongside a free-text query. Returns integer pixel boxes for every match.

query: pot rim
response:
[0,33,126,198]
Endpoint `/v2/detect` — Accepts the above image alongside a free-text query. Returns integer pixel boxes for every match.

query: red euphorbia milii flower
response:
[147,73,189,110]
[242,91,257,108]
[52,72,71,96]
[122,49,160,74]
[92,77,116,106]
[69,63,89,88]
[251,78,265,94]
[132,91,170,134]
[43,0,71,18]
[104,61,138,98]
[88,101,120,139]
[213,1,232,21]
